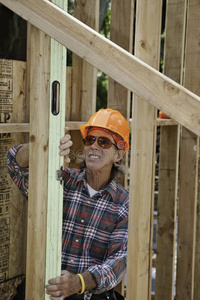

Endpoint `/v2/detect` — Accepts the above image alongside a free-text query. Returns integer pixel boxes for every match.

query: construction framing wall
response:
[0,0,200,299]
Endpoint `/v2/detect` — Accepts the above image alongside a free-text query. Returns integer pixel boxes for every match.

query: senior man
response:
[7,108,129,300]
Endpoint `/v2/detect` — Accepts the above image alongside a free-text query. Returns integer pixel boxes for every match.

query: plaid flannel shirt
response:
[7,145,129,294]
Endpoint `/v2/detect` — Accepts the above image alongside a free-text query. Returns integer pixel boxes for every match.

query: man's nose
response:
[91,138,99,148]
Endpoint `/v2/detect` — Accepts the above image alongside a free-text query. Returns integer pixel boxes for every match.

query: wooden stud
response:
[176,0,200,298]
[0,121,86,133]
[155,126,179,300]
[69,0,99,169]
[155,0,186,299]
[71,0,98,122]
[156,119,178,127]
[108,0,134,293]
[176,129,199,300]
[108,0,134,193]
[126,1,162,299]
[45,0,67,292]
[25,24,50,300]
[108,0,134,117]
[1,0,200,136]
[196,145,200,300]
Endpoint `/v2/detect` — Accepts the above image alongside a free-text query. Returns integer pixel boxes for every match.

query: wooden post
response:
[45,0,67,292]
[155,1,186,299]
[155,126,179,300]
[126,1,162,299]
[70,0,99,169]
[1,0,200,136]
[176,0,200,298]
[25,24,50,299]
[108,1,134,294]
[108,0,134,118]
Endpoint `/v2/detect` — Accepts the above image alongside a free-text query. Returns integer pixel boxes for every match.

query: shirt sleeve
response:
[7,145,29,200]
[88,199,128,294]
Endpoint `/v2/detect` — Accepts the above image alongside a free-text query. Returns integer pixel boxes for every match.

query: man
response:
[7,108,129,300]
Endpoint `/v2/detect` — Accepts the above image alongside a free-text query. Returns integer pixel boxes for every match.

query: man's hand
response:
[45,270,81,299]
[59,127,73,163]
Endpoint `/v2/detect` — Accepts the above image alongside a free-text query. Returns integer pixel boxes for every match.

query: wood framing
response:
[126,1,162,299]
[0,121,86,133]
[155,126,179,300]
[108,0,134,118]
[1,1,200,299]
[25,24,50,299]
[108,0,134,294]
[176,0,200,298]
[155,0,186,299]
[69,0,99,170]
[45,0,67,293]
[1,0,200,136]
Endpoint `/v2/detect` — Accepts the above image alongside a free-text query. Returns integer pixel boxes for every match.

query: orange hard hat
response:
[79,108,130,151]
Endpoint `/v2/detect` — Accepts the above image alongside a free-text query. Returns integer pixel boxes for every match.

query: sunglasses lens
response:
[98,137,112,149]
[83,136,115,149]
[83,136,96,146]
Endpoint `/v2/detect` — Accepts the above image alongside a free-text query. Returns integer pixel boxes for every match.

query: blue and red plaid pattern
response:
[7,145,129,294]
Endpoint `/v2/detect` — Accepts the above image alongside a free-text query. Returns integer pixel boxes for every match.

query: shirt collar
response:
[77,168,116,200]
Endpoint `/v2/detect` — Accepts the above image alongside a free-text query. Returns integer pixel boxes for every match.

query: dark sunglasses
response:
[83,135,118,149]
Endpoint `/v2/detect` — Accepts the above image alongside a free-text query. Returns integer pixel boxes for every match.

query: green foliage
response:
[99,3,111,39]
[96,72,108,110]
[97,3,111,109]
[160,30,165,73]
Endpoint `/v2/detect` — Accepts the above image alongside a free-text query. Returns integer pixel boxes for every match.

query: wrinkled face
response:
[84,129,120,174]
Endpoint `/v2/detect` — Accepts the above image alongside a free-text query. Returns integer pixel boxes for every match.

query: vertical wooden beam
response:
[126,1,162,299]
[108,1,134,294]
[196,148,200,300]
[71,0,99,121]
[70,0,99,169]
[176,0,200,299]
[176,130,199,300]
[155,126,179,300]
[108,0,134,118]
[108,0,134,196]
[45,0,67,292]
[26,24,50,300]
[155,1,186,299]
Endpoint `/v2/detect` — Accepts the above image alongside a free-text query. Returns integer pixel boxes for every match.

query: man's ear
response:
[113,150,125,162]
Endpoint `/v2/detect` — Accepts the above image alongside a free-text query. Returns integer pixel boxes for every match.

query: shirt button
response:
[75,239,79,243]
[81,219,84,223]
[70,259,74,263]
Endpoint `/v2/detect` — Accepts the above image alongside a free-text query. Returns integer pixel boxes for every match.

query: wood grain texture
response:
[176,0,200,299]
[25,24,50,299]
[155,0,186,298]
[45,0,67,294]
[126,0,162,299]
[1,0,200,136]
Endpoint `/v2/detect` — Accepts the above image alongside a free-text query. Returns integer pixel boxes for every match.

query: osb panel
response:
[0,275,25,300]
[0,59,27,282]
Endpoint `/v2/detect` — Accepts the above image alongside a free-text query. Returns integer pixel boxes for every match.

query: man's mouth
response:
[89,154,100,159]
[88,152,101,159]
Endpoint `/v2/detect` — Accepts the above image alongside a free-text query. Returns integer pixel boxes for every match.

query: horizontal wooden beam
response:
[0,119,177,134]
[156,119,178,126]
[0,123,30,133]
[1,0,200,135]
[0,122,86,133]
[130,118,178,127]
